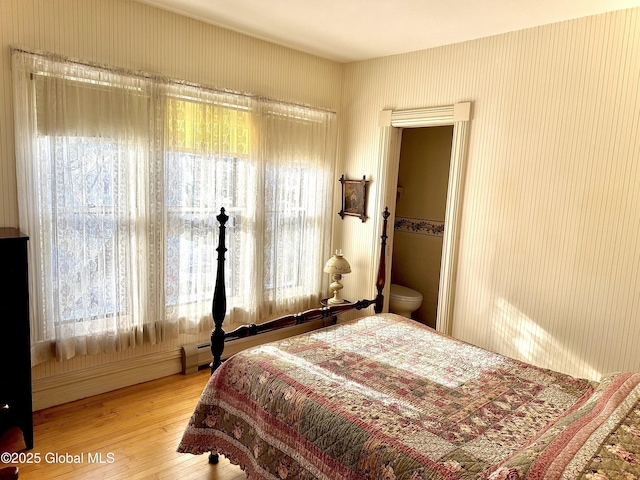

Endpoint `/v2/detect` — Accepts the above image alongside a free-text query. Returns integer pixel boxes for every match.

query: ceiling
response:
[136,0,640,63]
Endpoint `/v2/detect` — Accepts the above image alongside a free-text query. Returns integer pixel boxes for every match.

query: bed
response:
[178,208,640,479]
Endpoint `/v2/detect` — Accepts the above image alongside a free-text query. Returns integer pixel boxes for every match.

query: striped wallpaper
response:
[338,8,640,381]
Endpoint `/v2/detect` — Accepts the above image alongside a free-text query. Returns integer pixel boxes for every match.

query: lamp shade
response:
[323,250,351,275]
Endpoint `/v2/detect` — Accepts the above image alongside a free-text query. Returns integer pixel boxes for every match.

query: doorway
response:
[391,126,453,328]
[374,102,471,334]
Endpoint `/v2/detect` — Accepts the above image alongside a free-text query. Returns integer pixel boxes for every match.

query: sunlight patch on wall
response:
[492,297,600,381]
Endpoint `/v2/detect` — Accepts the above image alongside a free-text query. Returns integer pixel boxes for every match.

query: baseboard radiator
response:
[181,342,213,374]
[180,318,328,375]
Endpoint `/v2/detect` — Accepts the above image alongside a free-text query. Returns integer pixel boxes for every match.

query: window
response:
[163,96,251,322]
[12,49,336,364]
[36,136,138,326]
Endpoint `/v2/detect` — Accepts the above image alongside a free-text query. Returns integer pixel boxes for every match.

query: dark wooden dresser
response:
[0,228,33,450]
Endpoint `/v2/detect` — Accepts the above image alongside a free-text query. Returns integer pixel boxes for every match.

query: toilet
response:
[389,284,423,319]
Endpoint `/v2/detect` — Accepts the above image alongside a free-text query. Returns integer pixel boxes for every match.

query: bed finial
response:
[374,207,390,314]
[211,208,229,373]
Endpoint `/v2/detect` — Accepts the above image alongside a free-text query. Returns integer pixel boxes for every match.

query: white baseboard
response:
[32,349,183,411]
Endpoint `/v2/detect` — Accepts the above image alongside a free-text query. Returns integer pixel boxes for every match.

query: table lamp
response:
[323,250,351,304]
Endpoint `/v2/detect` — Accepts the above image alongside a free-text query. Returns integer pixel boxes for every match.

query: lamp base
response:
[327,296,348,305]
[327,289,349,304]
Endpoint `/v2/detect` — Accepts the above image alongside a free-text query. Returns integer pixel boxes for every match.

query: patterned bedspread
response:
[178,314,640,479]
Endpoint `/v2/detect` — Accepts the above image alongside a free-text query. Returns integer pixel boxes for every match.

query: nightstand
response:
[320,298,352,325]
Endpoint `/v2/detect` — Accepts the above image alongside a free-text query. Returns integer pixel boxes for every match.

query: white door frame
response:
[374,102,471,335]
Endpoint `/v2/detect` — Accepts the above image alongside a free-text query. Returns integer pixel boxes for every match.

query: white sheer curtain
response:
[163,85,336,330]
[253,101,335,322]
[162,86,257,332]
[12,51,160,364]
[12,49,335,364]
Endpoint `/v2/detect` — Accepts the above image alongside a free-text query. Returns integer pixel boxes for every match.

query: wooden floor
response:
[8,369,246,479]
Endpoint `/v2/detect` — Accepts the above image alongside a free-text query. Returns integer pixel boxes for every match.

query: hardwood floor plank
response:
[10,369,246,479]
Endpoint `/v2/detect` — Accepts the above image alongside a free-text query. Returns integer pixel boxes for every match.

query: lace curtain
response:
[12,49,335,364]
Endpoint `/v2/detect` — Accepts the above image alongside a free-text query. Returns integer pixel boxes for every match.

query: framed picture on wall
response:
[339,175,368,222]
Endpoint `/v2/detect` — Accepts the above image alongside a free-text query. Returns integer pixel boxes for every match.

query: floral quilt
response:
[178,314,640,479]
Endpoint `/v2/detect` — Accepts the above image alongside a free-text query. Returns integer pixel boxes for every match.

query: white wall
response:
[339,8,640,381]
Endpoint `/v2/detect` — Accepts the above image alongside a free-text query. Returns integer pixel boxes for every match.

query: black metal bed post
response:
[210,208,229,374]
